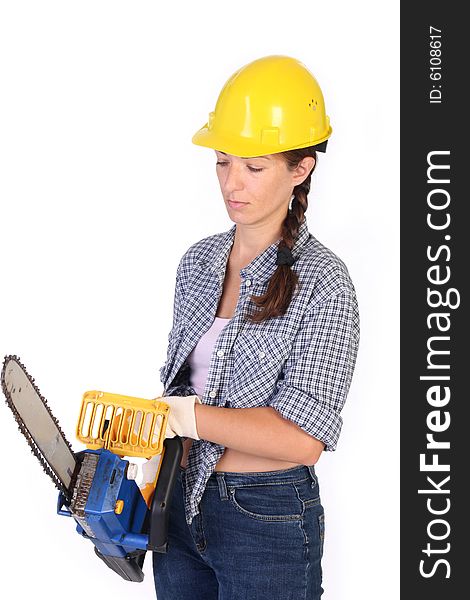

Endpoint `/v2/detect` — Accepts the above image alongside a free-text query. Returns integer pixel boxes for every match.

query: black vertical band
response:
[401,4,467,597]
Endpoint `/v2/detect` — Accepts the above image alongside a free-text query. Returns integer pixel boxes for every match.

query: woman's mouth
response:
[228,200,247,209]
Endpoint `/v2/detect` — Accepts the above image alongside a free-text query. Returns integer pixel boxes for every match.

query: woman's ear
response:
[291,156,316,187]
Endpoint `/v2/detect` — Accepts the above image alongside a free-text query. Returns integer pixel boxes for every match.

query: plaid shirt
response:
[159,218,360,526]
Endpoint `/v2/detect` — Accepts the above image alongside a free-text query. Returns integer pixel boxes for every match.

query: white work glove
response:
[161,395,202,440]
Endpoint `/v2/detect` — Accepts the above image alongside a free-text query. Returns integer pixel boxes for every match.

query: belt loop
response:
[216,472,229,500]
[307,465,317,487]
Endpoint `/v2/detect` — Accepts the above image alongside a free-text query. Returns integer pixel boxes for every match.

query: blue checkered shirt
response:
[159,218,360,526]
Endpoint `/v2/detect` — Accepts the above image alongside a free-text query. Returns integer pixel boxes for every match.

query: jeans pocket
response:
[228,482,303,522]
[292,476,321,510]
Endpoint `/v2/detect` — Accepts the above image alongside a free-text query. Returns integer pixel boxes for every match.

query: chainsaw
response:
[1,354,182,583]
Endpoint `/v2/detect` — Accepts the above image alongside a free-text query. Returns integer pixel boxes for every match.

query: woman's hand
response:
[160,395,202,440]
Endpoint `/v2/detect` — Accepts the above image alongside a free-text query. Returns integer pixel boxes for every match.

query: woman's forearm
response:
[194,403,325,465]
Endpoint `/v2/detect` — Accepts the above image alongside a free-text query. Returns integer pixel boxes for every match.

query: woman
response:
[152,55,360,599]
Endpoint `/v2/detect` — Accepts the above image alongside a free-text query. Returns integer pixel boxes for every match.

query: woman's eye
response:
[216,161,263,173]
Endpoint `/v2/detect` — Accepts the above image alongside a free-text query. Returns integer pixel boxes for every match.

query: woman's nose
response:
[223,163,244,193]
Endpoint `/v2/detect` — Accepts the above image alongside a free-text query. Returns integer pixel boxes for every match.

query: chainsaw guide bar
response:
[1,355,77,501]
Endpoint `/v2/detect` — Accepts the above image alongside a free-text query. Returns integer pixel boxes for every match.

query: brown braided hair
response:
[246,145,319,323]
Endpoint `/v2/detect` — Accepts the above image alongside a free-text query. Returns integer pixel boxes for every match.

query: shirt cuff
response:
[269,385,343,452]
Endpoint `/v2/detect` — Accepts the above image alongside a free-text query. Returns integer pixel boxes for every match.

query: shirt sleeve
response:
[268,288,360,452]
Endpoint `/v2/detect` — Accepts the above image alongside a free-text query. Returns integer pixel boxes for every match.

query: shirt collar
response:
[200,218,311,284]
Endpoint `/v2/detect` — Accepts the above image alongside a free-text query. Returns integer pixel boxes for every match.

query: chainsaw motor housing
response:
[57,436,182,582]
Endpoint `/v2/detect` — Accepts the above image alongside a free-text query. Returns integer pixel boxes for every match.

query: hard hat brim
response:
[192,124,332,157]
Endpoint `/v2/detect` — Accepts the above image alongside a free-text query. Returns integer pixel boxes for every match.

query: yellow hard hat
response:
[192,55,332,158]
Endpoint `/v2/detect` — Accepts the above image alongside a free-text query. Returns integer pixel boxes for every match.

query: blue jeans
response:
[153,464,325,599]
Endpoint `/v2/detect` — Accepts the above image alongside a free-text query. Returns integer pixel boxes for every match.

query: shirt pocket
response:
[229,334,292,407]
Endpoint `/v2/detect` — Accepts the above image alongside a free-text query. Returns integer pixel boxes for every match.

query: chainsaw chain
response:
[1,354,75,501]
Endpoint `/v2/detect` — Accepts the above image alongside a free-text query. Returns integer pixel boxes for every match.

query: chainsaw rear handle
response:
[147,435,183,552]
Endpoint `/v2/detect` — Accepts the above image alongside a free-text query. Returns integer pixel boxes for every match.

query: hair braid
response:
[246,147,318,323]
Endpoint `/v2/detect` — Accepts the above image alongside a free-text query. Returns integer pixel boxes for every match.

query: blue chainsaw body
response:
[58,449,149,553]
[56,439,182,581]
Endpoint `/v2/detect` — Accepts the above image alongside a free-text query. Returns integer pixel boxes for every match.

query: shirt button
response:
[216,350,225,357]
[258,351,266,359]
[209,390,217,398]
[245,279,252,287]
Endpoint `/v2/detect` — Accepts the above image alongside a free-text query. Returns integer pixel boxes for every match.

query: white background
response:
[0,1,399,598]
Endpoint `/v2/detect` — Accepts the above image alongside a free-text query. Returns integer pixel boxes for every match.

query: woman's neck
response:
[231,222,282,266]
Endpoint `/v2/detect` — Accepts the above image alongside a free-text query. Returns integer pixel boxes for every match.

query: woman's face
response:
[214,150,314,228]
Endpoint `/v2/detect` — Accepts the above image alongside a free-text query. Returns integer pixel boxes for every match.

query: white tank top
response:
[187,316,230,398]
